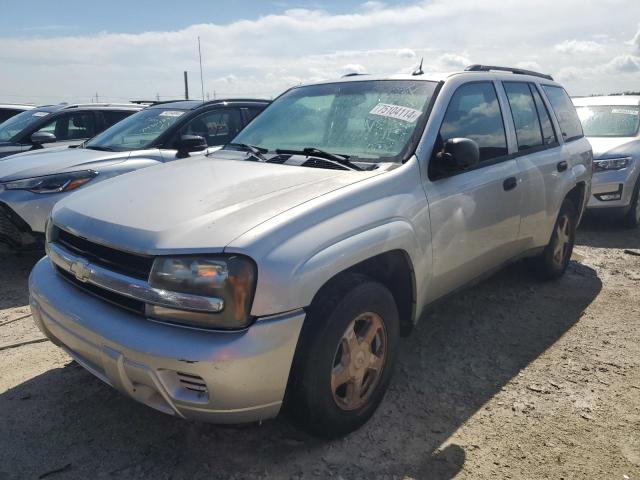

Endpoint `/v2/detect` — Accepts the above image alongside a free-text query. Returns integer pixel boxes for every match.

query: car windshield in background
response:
[0,109,50,142]
[576,105,640,137]
[232,80,438,163]
[84,108,186,151]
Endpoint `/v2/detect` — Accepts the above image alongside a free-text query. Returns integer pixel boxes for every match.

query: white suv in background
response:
[573,95,640,227]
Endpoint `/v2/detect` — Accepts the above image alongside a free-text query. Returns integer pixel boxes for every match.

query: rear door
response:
[426,81,523,300]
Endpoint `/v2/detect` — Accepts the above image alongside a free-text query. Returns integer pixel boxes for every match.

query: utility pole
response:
[184,71,189,100]
[95,92,99,103]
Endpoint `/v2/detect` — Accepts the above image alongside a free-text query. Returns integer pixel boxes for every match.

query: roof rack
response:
[464,64,553,81]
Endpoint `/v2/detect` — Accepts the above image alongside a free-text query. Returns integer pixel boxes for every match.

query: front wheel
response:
[527,197,577,280]
[287,274,400,438]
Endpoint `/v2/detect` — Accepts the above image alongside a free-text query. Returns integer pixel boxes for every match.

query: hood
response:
[0,147,132,182]
[53,154,384,254]
[586,137,639,159]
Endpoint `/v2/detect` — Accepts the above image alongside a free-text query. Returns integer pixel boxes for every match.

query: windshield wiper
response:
[275,147,363,171]
[224,143,268,162]
[84,145,114,152]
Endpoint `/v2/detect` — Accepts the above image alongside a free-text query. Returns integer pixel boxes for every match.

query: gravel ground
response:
[0,218,638,479]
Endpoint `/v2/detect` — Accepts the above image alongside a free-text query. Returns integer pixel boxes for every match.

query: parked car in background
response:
[30,66,591,438]
[0,99,268,248]
[0,104,34,123]
[573,95,640,227]
[0,103,143,159]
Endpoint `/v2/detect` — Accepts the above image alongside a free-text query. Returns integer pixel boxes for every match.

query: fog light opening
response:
[594,184,623,202]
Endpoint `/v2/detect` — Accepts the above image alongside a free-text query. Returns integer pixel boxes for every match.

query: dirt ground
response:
[0,218,639,480]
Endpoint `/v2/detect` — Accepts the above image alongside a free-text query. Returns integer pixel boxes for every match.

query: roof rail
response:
[342,72,369,78]
[464,64,554,81]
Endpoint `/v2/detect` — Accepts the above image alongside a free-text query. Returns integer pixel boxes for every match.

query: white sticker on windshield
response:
[159,110,184,117]
[612,108,638,115]
[32,112,49,117]
[369,103,422,123]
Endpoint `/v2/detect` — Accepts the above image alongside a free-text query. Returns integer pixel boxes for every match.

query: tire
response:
[622,178,640,229]
[287,273,400,439]
[527,197,577,280]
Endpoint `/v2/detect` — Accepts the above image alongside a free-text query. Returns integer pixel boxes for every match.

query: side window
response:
[243,107,264,124]
[0,109,16,123]
[530,85,557,145]
[37,112,96,141]
[503,82,543,151]
[436,82,508,164]
[541,85,583,142]
[102,110,133,129]
[177,109,242,147]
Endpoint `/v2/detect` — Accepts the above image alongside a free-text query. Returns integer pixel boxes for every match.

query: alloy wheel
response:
[331,312,387,411]
[552,214,572,267]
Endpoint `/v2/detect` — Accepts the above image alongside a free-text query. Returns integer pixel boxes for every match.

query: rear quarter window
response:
[542,86,583,142]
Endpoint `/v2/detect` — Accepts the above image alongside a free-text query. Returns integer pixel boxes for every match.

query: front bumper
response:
[587,163,640,212]
[29,257,305,423]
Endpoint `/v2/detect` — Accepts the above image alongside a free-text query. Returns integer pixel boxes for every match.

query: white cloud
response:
[629,26,640,54]
[607,55,640,73]
[397,48,416,59]
[1,0,640,102]
[340,63,367,75]
[515,61,543,72]
[554,40,604,54]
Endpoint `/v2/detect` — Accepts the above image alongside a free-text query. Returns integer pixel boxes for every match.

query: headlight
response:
[593,157,631,172]
[147,255,257,329]
[3,170,98,194]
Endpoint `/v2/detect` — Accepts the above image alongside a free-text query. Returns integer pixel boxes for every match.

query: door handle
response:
[503,176,517,191]
[557,161,568,172]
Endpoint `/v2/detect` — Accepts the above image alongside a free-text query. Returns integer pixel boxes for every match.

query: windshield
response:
[0,109,50,142]
[576,105,640,137]
[232,80,438,163]
[84,108,186,151]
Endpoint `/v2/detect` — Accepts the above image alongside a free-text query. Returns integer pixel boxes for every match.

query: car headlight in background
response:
[593,157,631,172]
[147,255,257,329]
[3,170,98,194]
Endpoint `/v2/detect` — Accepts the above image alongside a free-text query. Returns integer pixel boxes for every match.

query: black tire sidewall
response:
[290,279,400,438]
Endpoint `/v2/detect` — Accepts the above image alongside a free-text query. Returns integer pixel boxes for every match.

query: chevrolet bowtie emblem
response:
[69,259,91,283]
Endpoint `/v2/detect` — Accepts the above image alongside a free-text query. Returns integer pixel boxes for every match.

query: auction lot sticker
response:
[159,110,185,117]
[369,103,422,123]
[612,108,639,115]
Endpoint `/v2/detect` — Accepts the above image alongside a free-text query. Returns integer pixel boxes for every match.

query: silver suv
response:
[573,95,640,227]
[29,65,592,438]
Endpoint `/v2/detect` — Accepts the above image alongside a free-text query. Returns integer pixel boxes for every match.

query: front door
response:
[425,81,522,301]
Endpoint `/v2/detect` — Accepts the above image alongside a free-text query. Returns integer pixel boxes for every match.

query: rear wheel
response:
[287,274,400,438]
[528,198,577,280]
[622,178,640,228]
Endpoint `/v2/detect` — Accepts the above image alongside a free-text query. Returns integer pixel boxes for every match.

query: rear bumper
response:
[29,257,305,423]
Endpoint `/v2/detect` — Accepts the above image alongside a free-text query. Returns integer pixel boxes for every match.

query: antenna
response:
[412,57,424,76]
[198,37,205,103]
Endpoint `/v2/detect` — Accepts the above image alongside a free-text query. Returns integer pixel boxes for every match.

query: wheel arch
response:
[308,249,417,337]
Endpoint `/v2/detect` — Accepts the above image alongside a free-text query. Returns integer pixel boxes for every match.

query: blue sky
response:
[0,0,368,36]
[1,0,639,103]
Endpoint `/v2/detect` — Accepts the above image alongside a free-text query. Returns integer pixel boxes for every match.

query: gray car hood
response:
[587,137,639,159]
[53,155,384,254]
[0,147,131,182]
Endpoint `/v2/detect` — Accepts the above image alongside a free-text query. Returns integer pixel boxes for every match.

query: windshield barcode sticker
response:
[159,110,184,117]
[32,112,49,117]
[369,103,422,123]
[611,108,638,116]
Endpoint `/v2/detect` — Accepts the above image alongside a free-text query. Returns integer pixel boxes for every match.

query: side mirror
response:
[176,135,207,158]
[31,131,57,147]
[437,138,480,173]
